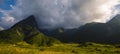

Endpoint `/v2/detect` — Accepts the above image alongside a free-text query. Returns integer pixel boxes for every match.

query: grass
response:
[0,42,120,54]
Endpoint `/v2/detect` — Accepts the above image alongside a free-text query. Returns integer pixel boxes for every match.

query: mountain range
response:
[0,15,120,45]
[41,15,120,44]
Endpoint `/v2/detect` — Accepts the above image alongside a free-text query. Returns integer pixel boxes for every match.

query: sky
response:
[0,0,15,18]
[0,0,120,30]
[0,0,16,10]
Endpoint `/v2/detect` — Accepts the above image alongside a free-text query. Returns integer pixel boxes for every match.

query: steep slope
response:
[75,15,120,44]
[107,15,120,35]
[40,28,79,42]
[107,15,120,25]
[106,15,120,43]
[0,15,39,43]
[0,15,60,46]
[42,15,120,44]
[75,23,112,43]
[10,15,40,41]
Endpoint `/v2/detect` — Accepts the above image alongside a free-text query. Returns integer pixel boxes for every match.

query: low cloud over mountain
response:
[0,0,120,29]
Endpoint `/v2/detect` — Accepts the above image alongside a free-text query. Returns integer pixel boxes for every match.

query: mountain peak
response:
[0,15,61,45]
[10,15,40,39]
[21,15,36,23]
[11,15,38,29]
[25,15,35,20]
[107,15,120,24]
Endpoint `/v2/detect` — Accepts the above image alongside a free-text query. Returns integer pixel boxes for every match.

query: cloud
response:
[0,9,16,29]
[0,26,4,30]
[115,5,120,14]
[1,16,15,23]
[0,0,120,29]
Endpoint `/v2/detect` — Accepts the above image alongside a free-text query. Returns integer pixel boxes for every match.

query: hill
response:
[41,15,120,44]
[0,15,61,46]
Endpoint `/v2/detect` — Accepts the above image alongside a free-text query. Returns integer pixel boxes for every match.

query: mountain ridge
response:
[41,15,120,44]
[0,15,120,44]
[0,15,61,46]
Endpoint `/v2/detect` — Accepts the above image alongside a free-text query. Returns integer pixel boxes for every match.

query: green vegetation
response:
[0,42,120,54]
[1,16,120,54]
[26,33,61,46]
[0,16,61,46]
[0,29,23,44]
[0,28,61,47]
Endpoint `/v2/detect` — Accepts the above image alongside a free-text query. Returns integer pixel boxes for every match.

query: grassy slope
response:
[0,16,61,46]
[0,42,120,54]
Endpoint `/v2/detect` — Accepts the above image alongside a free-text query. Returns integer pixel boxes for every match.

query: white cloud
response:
[1,16,15,23]
[0,0,120,29]
[0,9,16,29]
[0,26,4,30]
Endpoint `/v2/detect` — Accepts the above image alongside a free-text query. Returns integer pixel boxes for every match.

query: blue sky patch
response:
[0,0,16,10]
[0,0,16,18]
[0,12,3,18]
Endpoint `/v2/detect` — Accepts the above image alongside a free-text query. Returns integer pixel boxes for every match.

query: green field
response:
[0,42,120,54]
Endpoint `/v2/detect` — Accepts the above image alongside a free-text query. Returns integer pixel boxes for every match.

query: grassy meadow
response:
[0,42,120,54]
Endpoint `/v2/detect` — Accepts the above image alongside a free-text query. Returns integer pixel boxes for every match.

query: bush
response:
[26,33,61,46]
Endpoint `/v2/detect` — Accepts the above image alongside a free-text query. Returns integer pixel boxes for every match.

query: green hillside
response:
[0,15,61,46]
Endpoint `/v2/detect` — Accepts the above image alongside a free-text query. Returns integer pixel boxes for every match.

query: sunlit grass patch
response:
[0,42,120,54]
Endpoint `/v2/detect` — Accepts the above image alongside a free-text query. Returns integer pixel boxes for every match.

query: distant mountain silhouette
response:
[75,23,112,43]
[73,15,120,44]
[0,15,60,46]
[40,27,79,42]
[42,15,120,44]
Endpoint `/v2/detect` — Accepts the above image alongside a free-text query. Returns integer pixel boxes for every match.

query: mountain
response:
[107,15,120,35]
[42,15,120,44]
[75,23,112,43]
[0,15,60,46]
[107,15,120,25]
[10,15,40,42]
[106,15,120,43]
[1,14,120,45]
[75,15,120,44]
[40,27,79,42]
